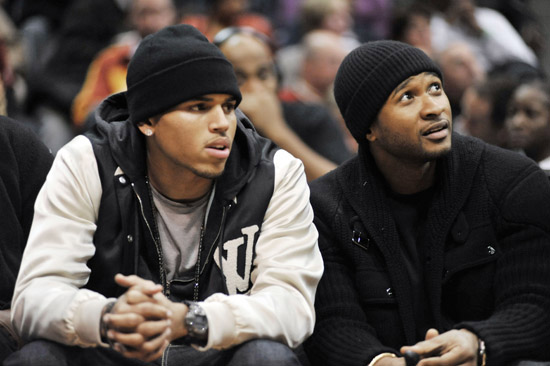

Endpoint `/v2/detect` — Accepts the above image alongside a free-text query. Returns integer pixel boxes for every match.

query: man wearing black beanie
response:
[304,40,550,366]
[6,24,322,366]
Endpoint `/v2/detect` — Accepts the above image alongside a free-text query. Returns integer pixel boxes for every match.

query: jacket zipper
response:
[202,203,229,270]
[131,182,167,292]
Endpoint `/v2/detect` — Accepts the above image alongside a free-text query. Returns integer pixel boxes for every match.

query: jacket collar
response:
[338,134,484,240]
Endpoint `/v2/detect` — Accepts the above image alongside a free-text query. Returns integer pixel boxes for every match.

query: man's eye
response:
[223,103,236,113]
[400,92,413,102]
[429,83,441,92]
[190,104,206,111]
[257,67,275,81]
[525,108,539,119]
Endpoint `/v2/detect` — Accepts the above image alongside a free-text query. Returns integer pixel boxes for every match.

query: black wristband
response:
[403,350,420,366]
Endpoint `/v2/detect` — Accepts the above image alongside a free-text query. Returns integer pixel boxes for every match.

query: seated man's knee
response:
[228,339,302,366]
[4,340,72,366]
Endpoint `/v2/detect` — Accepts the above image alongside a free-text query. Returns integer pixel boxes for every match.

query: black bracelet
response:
[403,350,420,366]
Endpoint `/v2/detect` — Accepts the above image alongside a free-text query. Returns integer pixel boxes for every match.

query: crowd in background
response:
[0,0,548,172]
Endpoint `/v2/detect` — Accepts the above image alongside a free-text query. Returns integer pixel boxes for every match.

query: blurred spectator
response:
[72,0,177,129]
[479,0,546,60]
[434,41,485,118]
[390,1,434,57]
[278,30,355,151]
[297,0,359,49]
[429,0,538,73]
[506,79,550,170]
[181,0,272,41]
[279,30,350,104]
[460,76,518,148]
[22,0,126,153]
[489,59,546,83]
[2,0,71,79]
[0,5,26,119]
[216,26,354,180]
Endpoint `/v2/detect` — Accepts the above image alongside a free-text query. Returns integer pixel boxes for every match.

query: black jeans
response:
[3,338,303,366]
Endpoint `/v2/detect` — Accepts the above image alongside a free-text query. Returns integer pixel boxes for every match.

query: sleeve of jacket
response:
[199,149,324,350]
[304,174,397,366]
[456,157,550,365]
[11,135,114,347]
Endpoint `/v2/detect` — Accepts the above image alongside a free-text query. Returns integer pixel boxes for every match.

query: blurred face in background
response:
[219,32,278,94]
[437,42,484,105]
[461,87,492,140]
[214,0,249,22]
[506,83,550,159]
[402,13,432,56]
[322,0,353,35]
[302,30,349,96]
[131,0,177,38]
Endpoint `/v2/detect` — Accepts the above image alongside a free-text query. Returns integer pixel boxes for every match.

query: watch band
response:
[478,338,486,366]
[183,301,209,347]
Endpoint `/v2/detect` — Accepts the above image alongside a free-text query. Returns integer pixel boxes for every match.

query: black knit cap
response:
[334,40,442,144]
[126,24,242,123]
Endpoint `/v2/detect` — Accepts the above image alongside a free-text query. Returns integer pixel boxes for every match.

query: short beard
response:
[187,165,225,180]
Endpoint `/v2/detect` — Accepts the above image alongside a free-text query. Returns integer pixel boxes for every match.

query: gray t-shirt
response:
[150,185,211,280]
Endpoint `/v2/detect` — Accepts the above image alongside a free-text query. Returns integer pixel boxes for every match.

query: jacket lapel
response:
[337,145,418,344]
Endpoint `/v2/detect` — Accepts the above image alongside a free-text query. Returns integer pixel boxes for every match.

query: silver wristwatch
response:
[184,301,209,346]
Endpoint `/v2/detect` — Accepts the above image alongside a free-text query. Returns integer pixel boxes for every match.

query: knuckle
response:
[141,342,157,353]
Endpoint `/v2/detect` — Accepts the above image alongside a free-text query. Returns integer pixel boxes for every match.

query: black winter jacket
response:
[305,133,550,366]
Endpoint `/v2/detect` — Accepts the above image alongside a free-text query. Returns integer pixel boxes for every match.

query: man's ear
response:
[137,119,156,137]
[365,126,377,142]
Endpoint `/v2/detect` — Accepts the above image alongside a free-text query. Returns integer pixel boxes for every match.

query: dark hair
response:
[489,60,546,83]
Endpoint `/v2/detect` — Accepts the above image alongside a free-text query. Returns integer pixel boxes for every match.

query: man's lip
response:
[206,137,230,150]
[422,120,450,136]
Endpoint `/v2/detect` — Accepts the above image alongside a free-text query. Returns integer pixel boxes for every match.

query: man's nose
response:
[421,94,446,119]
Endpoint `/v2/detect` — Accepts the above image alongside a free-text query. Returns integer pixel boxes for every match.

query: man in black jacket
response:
[7,25,322,366]
[0,117,53,363]
[305,40,550,366]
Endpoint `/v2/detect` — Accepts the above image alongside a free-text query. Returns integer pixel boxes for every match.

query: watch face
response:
[185,302,209,340]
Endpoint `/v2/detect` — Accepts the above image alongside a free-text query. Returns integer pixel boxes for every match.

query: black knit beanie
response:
[334,40,442,144]
[126,24,242,124]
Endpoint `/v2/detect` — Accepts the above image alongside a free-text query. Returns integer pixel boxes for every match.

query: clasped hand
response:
[377,328,479,366]
[101,274,189,362]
